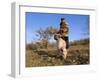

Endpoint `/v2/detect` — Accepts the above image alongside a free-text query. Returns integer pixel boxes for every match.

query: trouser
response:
[62,36,69,49]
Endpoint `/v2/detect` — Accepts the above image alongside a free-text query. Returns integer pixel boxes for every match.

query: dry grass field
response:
[26,38,89,67]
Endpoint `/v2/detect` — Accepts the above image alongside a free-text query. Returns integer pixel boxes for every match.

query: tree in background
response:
[36,26,57,48]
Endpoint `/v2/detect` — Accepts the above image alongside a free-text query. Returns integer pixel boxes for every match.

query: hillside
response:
[26,38,89,67]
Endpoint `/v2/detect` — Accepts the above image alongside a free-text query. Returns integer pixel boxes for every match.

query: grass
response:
[26,38,89,67]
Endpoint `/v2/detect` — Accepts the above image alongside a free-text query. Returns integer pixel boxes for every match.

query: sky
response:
[26,12,89,44]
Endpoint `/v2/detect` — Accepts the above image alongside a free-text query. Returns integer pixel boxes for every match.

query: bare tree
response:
[36,26,57,48]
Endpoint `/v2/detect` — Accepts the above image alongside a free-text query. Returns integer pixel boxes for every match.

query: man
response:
[59,18,69,49]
